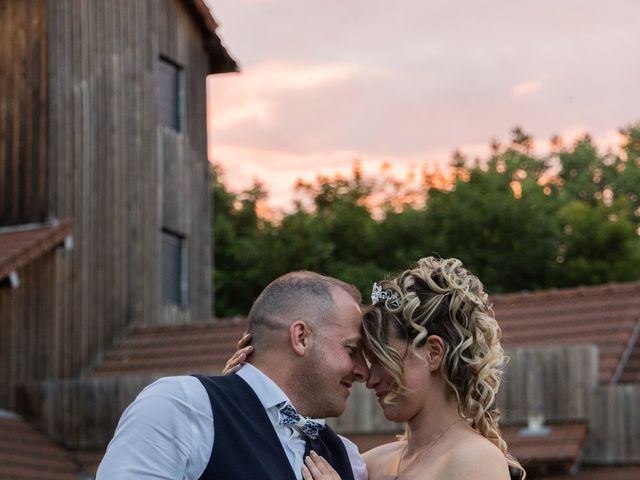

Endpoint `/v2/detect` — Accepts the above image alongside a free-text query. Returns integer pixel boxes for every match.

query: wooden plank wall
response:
[585,385,640,463]
[499,344,598,423]
[47,0,156,382]
[43,0,213,383]
[157,0,212,325]
[23,376,156,449]
[0,251,62,410]
[0,0,48,226]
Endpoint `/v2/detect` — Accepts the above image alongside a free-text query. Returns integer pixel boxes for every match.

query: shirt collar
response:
[236,363,290,410]
[236,363,325,426]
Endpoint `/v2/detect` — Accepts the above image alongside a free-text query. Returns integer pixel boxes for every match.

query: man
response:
[96,271,369,479]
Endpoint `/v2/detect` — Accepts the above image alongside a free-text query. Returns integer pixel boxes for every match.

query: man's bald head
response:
[247,271,361,349]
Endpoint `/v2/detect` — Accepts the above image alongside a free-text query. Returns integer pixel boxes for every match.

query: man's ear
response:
[289,320,311,356]
[425,335,445,371]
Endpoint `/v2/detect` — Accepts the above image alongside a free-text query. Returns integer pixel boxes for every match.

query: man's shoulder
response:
[138,375,209,402]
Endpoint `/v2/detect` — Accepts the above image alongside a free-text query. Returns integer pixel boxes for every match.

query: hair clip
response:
[371,282,401,309]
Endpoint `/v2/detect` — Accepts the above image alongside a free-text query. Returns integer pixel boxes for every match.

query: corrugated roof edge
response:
[0,218,73,282]
[182,0,239,74]
[492,280,640,303]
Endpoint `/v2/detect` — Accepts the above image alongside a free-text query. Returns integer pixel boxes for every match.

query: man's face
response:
[299,288,369,418]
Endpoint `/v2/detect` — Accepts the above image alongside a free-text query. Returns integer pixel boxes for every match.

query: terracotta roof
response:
[0,412,79,480]
[90,282,640,384]
[493,281,640,384]
[73,449,104,478]
[0,219,73,283]
[620,332,640,383]
[181,0,238,73]
[502,422,588,470]
[91,318,247,378]
[542,465,640,480]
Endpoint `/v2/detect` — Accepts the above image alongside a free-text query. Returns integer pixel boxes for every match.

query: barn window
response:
[158,56,184,132]
[161,229,187,306]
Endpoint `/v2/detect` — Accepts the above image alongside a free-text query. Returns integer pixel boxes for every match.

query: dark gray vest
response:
[194,374,356,480]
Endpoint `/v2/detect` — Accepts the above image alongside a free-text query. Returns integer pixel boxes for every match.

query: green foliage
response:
[426,172,559,293]
[212,166,275,316]
[212,125,640,317]
[555,199,640,286]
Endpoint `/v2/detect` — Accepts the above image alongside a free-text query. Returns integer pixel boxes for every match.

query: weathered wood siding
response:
[0,250,63,410]
[23,376,156,449]
[156,0,212,325]
[499,344,599,423]
[43,0,212,380]
[585,385,640,463]
[0,0,48,226]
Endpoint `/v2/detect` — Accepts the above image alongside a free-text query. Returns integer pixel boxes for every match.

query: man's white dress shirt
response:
[96,364,368,480]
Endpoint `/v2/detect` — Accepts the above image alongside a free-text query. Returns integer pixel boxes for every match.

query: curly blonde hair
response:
[363,257,524,477]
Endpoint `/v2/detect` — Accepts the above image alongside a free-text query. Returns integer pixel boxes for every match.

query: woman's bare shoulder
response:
[362,440,404,472]
[440,433,510,480]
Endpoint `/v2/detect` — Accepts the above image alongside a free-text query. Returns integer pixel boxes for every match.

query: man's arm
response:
[96,376,214,480]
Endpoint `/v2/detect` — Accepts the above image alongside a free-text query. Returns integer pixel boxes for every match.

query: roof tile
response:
[91,318,247,378]
[493,281,640,384]
[91,282,640,384]
[0,414,79,480]
[0,219,73,282]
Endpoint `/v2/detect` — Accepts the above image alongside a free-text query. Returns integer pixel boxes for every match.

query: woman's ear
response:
[425,335,445,371]
[289,320,311,356]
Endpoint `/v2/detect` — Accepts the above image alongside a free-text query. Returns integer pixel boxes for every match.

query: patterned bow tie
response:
[277,401,325,439]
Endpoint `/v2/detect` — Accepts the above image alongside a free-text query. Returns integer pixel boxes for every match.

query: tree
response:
[211,125,640,316]
[212,165,274,317]
[555,199,640,286]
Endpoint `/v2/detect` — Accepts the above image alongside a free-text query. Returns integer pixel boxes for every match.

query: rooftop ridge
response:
[128,317,247,335]
[0,218,73,282]
[491,280,640,303]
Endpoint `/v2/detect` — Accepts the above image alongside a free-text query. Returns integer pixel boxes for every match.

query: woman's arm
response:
[222,333,253,374]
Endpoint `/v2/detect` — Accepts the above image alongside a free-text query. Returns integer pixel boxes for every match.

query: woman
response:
[228,257,524,480]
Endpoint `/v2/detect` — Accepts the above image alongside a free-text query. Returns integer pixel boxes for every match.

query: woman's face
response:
[365,328,436,422]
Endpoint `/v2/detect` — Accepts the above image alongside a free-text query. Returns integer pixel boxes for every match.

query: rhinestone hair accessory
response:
[371,282,401,309]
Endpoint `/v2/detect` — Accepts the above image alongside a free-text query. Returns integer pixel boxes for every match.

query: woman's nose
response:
[366,364,380,390]
[352,352,370,383]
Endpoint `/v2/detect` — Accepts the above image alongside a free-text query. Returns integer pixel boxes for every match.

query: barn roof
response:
[0,411,80,480]
[493,281,640,384]
[91,281,640,385]
[182,0,238,73]
[90,317,246,378]
[0,219,73,284]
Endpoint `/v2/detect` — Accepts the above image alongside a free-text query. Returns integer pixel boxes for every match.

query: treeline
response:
[212,126,640,317]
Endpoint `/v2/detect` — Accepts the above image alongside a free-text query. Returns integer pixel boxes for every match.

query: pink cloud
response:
[512,80,544,97]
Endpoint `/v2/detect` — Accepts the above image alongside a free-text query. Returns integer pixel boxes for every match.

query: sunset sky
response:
[205,0,640,211]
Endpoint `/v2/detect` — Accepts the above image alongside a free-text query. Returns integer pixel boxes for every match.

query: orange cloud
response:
[207,62,362,129]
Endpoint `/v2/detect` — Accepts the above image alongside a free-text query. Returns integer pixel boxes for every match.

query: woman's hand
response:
[222,333,253,375]
[302,451,342,480]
